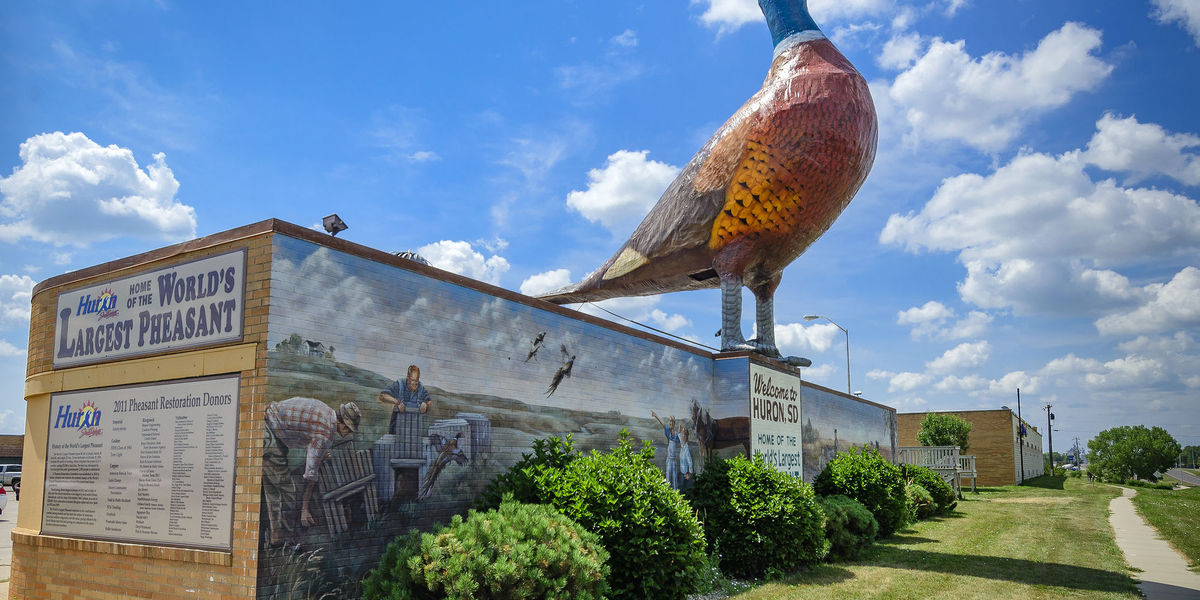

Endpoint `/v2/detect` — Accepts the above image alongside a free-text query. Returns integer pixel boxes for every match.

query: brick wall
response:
[897,409,1043,486]
[14,225,275,600]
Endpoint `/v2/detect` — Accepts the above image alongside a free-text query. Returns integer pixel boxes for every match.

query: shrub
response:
[1124,479,1174,490]
[476,434,577,510]
[904,465,956,514]
[687,455,829,579]
[814,446,908,536]
[1068,469,1083,478]
[906,483,935,521]
[816,494,878,561]
[362,498,609,600]
[482,430,706,600]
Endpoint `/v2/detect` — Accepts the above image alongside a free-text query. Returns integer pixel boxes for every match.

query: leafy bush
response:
[814,446,908,536]
[816,494,878,561]
[687,455,829,579]
[1124,479,1174,490]
[1068,469,1083,478]
[363,498,609,600]
[482,431,706,600]
[904,465,956,514]
[907,483,935,521]
[476,434,577,510]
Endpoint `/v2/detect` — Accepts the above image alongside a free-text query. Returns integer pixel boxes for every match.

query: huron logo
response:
[55,401,103,437]
[77,288,119,319]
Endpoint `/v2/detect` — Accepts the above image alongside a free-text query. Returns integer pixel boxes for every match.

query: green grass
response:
[1130,485,1200,571]
[728,476,1140,600]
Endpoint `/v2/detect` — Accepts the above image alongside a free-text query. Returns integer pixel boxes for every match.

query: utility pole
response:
[1045,403,1054,472]
[1017,388,1025,484]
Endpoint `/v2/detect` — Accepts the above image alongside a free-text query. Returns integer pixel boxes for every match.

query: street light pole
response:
[1045,403,1054,472]
[804,315,850,395]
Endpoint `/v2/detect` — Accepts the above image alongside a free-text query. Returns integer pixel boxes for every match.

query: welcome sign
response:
[53,249,246,368]
[749,363,803,477]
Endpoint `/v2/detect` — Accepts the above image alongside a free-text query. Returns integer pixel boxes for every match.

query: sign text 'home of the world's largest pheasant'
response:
[53,249,246,368]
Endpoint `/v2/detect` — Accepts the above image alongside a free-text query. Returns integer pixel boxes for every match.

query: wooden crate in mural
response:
[316,447,380,535]
[456,412,492,460]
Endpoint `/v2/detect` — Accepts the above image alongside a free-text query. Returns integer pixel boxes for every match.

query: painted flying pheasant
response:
[539,0,877,357]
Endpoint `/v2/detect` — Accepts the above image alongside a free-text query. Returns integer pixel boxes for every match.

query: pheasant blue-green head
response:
[759,0,823,47]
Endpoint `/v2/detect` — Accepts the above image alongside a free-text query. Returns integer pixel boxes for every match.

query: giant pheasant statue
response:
[539,0,877,358]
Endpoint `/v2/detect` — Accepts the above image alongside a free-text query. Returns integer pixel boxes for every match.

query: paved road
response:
[1110,486,1200,599]
[1167,469,1200,487]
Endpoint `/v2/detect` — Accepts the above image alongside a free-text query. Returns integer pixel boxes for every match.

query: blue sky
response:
[2,0,1199,454]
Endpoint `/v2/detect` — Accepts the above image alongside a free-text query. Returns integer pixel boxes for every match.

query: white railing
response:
[897,446,977,494]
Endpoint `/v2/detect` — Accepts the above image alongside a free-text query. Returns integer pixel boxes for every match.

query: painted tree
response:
[916,412,971,452]
[1087,425,1181,482]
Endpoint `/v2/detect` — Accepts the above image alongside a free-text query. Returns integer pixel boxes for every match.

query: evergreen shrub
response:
[816,494,878,561]
[482,431,706,600]
[476,434,576,510]
[813,446,908,536]
[362,498,609,600]
[906,483,935,520]
[904,465,956,514]
[687,455,829,579]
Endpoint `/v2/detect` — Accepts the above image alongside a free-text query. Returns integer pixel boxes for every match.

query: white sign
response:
[749,363,803,477]
[43,375,239,551]
[53,249,246,368]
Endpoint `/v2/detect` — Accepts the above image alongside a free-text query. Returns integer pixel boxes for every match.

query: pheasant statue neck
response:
[759,0,824,49]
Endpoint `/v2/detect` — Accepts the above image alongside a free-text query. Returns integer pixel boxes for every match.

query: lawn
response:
[1130,484,1200,571]
[728,476,1140,600]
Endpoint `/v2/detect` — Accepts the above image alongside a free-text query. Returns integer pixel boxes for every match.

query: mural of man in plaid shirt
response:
[262,397,361,547]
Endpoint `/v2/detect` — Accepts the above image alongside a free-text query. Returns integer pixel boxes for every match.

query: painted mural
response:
[255,234,896,598]
[257,235,718,599]
[800,385,898,482]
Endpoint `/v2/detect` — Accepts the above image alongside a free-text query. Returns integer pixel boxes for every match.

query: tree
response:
[1087,425,1181,482]
[1178,445,1199,468]
[917,412,971,452]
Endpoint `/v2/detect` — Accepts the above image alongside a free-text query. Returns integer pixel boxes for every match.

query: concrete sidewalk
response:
[1109,486,1200,599]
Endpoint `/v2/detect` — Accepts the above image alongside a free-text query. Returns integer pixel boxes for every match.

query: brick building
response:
[898,409,1044,486]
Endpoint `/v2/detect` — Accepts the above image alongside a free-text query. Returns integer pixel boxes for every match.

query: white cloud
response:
[887,23,1112,152]
[694,0,763,33]
[898,301,953,325]
[0,340,23,357]
[926,341,991,373]
[0,274,35,323]
[565,150,680,235]
[774,321,843,354]
[0,132,196,246]
[934,374,988,392]
[944,311,992,339]
[1094,267,1200,336]
[1084,113,1200,186]
[569,295,694,338]
[417,240,511,285]
[881,125,1200,317]
[879,32,922,69]
[1084,355,1167,388]
[1151,0,1200,46]
[897,301,992,340]
[406,151,440,163]
[520,269,572,296]
[693,0,888,33]
[611,29,639,47]
[649,309,692,332]
[802,363,838,381]
[889,371,933,392]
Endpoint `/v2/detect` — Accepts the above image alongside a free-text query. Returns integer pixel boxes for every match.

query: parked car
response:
[0,464,19,488]
[0,483,7,514]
